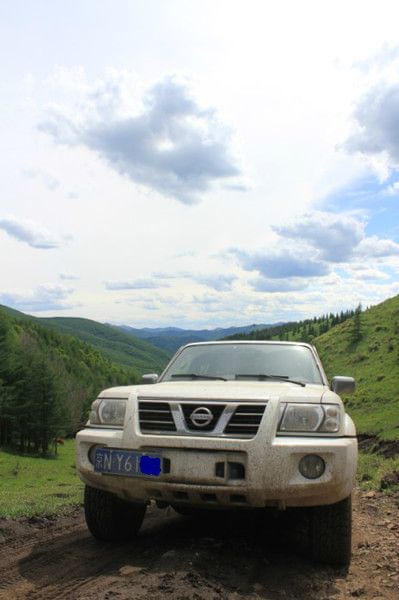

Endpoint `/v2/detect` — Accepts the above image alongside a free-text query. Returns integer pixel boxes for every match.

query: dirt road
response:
[0,489,397,600]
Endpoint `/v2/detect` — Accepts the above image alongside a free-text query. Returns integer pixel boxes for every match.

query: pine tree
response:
[350,304,363,344]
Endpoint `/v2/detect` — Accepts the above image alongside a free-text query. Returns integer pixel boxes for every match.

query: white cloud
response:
[151,271,179,280]
[0,285,75,312]
[355,235,399,259]
[274,212,364,262]
[346,266,390,280]
[23,169,61,191]
[192,274,237,291]
[272,211,399,262]
[232,248,330,279]
[105,278,170,290]
[39,74,243,204]
[192,294,221,305]
[345,80,399,172]
[0,217,69,249]
[353,44,399,72]
[250,277,309,293]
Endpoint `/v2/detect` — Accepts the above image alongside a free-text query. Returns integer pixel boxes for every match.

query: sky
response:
[1,0,399,328]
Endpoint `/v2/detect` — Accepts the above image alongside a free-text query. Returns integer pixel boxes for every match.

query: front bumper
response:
[76,426,357,508]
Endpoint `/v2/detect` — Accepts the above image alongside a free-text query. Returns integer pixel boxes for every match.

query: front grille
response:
[138,401,176,433]
[138,398,267,438]
[224,404,266,437]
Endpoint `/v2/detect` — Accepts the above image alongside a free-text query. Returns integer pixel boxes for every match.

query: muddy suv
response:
[76,341,357,565]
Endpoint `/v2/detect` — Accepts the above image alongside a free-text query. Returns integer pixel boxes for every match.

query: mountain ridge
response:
[0,305,170,374]
[119,322,284,353]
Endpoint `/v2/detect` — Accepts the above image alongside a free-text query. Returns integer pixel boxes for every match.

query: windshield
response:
[161,344,324,384]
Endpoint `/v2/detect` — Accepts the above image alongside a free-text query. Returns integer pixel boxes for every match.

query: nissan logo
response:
[190,407,213,427]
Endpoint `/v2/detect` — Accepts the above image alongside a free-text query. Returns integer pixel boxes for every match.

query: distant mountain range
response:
[117,323,283,353]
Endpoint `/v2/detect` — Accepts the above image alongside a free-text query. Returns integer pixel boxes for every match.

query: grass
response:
[357,452,399,494]
[0,439,83,518]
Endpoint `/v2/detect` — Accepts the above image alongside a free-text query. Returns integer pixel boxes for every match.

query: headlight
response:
[89,398,127,426]
[278,403,340,433]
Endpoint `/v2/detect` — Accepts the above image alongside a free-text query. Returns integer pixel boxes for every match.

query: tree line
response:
[224,307,362,344]
[0,310,138,455]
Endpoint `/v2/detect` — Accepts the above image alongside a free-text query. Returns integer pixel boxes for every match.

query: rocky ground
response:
[0,488,397,600]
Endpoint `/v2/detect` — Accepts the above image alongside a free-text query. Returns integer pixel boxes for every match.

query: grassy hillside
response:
[0,305,170,374]
[315,295,399,441]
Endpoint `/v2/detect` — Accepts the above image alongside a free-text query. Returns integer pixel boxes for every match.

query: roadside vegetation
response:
[0,439,83,518]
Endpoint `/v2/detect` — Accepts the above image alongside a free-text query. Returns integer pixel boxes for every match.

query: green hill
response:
[315,295,399,442]
[37,317,170,373]
[0,307,139,454]
[0,306,170,374]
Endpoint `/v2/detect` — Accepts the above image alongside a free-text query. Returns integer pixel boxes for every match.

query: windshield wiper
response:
[171,373,227,381]
[235,374,306,387]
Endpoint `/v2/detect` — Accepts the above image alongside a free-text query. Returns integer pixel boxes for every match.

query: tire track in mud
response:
[0,491,398,600]
[0,510,166,600]
[0,514,87,599]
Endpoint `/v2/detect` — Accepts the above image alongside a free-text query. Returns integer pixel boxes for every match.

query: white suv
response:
[76,341,357,565]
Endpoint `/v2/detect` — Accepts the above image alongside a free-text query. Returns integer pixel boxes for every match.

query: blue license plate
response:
[94,448,161,477]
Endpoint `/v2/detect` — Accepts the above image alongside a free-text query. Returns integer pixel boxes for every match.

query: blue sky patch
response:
[319,174,399,242]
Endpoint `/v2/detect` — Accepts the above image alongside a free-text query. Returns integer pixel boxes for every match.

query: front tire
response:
[84,485,146,541]
[309,496,352,566]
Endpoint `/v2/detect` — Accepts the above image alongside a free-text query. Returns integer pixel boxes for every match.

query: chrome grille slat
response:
[141,409,171,414]
[140,419,175,425]
[225,422,260,428]
[224,404,266,436]
[234,412,263,414]
[138,400,176,433]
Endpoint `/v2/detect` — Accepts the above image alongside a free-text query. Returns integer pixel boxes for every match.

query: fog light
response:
[298,454,325,479]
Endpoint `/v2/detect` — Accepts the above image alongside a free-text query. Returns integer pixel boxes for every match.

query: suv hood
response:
[101,381,329,404]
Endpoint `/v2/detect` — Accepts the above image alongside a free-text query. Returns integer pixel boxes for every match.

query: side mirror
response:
[331,376,355,395]
[141,373,159,384]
